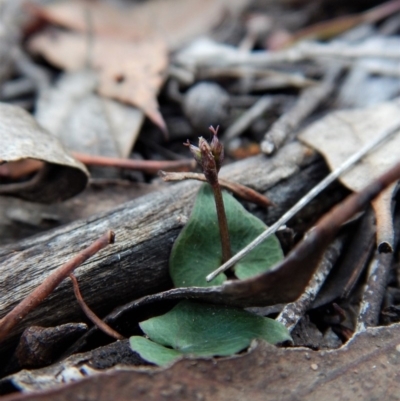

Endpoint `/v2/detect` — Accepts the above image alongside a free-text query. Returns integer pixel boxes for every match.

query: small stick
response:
[72,152,196,174]
[261,65,342,154]
[206,119,400,282]
[159,171,274,208]
[223,96,273,142]
[69,273,124,340]
[0,155,196,181]
[0,231,115,343]
[277,237,344,332]
[357,251,393,331]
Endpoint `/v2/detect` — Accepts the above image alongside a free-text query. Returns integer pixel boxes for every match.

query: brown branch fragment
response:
[72,152,196,174]
[277,237,344,332]
[357,251,393,330]
[261,66,342,154]
[0,231,115,344]
[69,273,124,341]
[159,171,274,208]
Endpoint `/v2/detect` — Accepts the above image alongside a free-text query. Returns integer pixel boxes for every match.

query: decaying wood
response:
[0,232,114,344]
[0,142,314,353]
[0,339,144,394]
[357,252,394,330]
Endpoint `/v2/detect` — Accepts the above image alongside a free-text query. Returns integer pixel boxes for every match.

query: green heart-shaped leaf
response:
[130,300,291,365]
[169,183,283,287]
[129,336,183,366]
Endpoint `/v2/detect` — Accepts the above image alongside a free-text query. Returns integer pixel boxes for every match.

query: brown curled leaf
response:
[0,102,88,203]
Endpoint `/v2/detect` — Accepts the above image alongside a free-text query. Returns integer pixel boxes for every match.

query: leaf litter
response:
[0,102,88,202]
[30,0,250,50]
[29,31,168,132]
[2,0,400,399]
[35,71,144,159]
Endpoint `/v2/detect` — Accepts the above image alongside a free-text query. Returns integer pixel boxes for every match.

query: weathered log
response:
[0,142,319,352]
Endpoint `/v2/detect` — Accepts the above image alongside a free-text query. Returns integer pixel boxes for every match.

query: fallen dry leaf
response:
[28,0,250,131]
[3,323,400,400]
[29,31,167,131]
[35,71,144,158]
[0,102,88,203]
[30,0,249,50]
[299,98,400,251]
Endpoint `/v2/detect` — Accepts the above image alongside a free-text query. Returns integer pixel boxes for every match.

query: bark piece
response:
[277,236,344,332]
[4,323,87,375]
[2,324,400,400]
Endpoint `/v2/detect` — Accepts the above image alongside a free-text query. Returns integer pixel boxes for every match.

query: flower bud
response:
[209,126,224,172]
[185,127,224,186]
[199,137,218,185]
[184,140,202,165]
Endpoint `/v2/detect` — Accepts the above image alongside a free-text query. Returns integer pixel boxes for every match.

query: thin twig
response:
[159,171,274,208]
[357,251,393,331]
[223,96,273,142]
[206,119,400,282]
[0,155,196,180]
[0,231,115,343]
[72,152,196,174]
[69,273,124,340]
[277,237,344,332]
[261,65,342,154]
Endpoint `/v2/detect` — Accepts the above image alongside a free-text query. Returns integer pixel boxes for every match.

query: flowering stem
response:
[211,181,232,263]
[185,125,232,264]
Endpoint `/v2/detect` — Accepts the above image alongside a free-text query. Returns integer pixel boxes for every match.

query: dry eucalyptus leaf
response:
[29,31,167,131]
[31,0,249,50]
[299,98,400,251]
[35,71,144,159]
[0,102,88,203]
